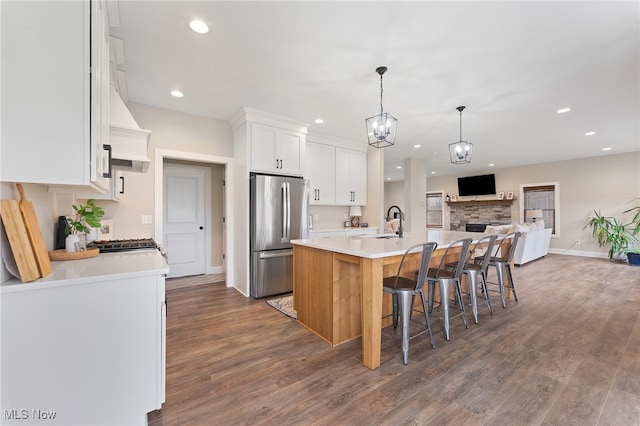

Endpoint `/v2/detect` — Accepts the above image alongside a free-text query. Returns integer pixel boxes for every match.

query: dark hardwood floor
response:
[149,254,640,425]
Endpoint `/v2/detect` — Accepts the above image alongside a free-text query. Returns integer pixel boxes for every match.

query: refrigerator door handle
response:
[281,182,287,244]
[258,249,294,259]
[285,182,291,242]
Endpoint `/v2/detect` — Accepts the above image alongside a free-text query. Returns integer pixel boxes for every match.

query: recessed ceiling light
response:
[432,152,438,156]
[396,166,402,169]
[414,144,421,148]
[189,19,209,34]
[557,107,571,114]
[170,90,184,98]
[602,147,612,151]
[489,163,495,167]
[314,118,324,124]
[386,177,391,180]
[430,171,436,174]
[585,131,596,136]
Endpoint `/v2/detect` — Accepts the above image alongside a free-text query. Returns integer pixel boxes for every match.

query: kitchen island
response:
[0,250,169,426]
[292,230,510,370]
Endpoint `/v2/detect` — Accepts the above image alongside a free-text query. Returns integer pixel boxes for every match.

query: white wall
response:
[384,181,404,217]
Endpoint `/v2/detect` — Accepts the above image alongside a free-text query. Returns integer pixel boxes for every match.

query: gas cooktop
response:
[87,238,158,253]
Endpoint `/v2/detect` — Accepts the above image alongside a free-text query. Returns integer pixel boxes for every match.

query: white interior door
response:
[163,163,207,278]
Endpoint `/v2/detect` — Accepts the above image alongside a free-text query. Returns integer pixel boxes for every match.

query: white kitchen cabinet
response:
[335,148,367,205]
[306,142,336,205]
[0,251,168,426]
[0,0,111,191]
[250,123,305,176]
[76,170,125,201]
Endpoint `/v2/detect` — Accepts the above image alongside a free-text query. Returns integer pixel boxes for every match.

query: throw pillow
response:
[536,219,545,230]
[515,223,530,233]
[485,225,499,234]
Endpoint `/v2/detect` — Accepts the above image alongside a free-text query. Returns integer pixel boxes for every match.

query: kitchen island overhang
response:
[291,230,512,370]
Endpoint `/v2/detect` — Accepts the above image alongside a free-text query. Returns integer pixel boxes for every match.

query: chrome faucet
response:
[386,205,404,238]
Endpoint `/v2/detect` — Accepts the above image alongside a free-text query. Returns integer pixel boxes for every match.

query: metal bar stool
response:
[452,234,498,323]
[383,242,437,365]
[426,238,473,340]
[485,232,522,308]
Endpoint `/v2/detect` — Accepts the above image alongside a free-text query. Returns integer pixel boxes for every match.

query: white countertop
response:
[1,250,170,293]
[309,227,378,233]
[292,230,489,259]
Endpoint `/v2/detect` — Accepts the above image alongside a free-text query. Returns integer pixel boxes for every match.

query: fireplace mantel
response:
[446,199,514,207]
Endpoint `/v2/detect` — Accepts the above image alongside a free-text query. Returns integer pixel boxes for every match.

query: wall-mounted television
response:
[457,174,496,196]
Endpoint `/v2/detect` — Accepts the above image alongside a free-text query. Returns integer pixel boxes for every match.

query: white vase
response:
[85,227,98,244]
[65,234,80,253]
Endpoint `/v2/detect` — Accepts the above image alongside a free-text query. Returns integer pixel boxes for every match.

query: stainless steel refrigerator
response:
[250,174,309,298]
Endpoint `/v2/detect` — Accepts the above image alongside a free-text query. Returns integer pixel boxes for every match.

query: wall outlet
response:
[141,215,153,225]
[575,239,580,245]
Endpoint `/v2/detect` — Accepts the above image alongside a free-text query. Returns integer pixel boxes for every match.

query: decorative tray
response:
[48,248,99,261]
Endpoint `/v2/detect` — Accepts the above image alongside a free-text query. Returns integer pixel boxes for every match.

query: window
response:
[426,192,444,228]
[520,183,560,236]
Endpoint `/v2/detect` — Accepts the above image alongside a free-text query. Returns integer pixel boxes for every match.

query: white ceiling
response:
[109,1,639,181]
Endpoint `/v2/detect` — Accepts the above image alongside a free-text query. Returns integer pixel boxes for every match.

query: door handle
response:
[199,226,204,230]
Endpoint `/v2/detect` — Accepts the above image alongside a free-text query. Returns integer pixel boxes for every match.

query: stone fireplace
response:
[449,201,512,231]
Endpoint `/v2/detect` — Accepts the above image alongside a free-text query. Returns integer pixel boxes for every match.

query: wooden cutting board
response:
[16,183,53,277]
[0,199,40,282]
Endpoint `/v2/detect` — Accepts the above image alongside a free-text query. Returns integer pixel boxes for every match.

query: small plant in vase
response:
[65,199,105,253]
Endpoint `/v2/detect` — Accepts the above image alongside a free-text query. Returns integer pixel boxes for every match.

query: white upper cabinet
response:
[232,108,308,178]
[335,148,367,206]
[250,123,305,176]
[306,142,335,205]
[0,0,111,191]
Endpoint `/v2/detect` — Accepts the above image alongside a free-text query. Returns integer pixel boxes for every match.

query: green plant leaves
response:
[66,199,105,235]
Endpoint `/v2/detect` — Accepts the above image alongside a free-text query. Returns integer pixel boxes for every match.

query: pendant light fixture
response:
[365,66,398,148]
[449,106,473,164]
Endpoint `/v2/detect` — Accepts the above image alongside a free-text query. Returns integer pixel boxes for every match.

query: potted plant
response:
[65,199,105,252]
[585,200,640,263]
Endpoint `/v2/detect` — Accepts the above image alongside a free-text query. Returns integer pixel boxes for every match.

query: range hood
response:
[109,84,151,173]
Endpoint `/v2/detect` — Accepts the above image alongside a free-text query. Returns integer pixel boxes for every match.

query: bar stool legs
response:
[492,261,518,308]
[428,277,469,341]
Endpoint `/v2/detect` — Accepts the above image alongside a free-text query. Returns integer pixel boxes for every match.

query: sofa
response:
[485,221,552,266]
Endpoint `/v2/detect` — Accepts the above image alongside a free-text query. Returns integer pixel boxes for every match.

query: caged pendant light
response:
[449,106,473,164]
[365,66,398,148]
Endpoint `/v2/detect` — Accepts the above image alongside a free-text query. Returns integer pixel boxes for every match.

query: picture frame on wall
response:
[497,192,505,200]
[98,220,113,240]
[450,195,457,202]
[506,191,514,200]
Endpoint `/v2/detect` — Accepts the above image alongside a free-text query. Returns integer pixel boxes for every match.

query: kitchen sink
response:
[361,233,402,239]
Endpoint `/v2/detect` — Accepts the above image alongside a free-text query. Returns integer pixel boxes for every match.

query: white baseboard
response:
[206,265,225,274]
[548,248,608,259]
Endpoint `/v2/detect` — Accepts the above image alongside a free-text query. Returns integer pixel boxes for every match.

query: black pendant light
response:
[449,106,473,164]
[365,66,398,148]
